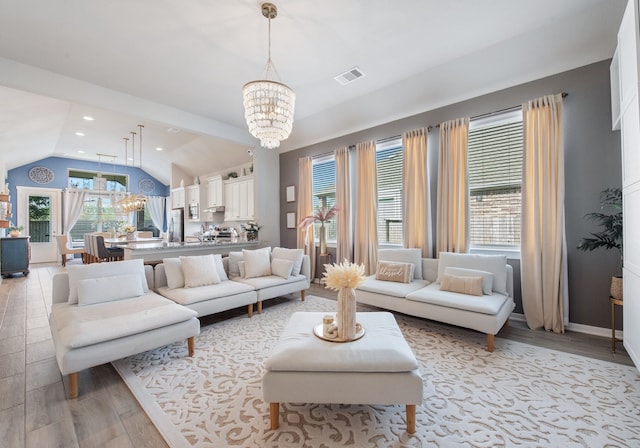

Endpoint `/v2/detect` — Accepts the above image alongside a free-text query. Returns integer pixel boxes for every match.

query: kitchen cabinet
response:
[186,185,206,221]
[1,236,30,277]
[207,176,224,208]
[171,187,185,209]
[224,177,254,221]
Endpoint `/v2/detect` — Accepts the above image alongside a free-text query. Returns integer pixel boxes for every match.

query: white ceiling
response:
[0,0,626,185]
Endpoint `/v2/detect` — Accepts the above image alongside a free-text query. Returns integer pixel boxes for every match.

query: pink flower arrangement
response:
[298,205,339,230]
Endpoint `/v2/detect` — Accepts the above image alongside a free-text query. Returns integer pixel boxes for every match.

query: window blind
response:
[312,157,337,241]
[468,113,523,247]
[376,140,403,244]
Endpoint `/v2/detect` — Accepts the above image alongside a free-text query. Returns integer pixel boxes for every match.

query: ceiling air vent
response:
[334,67,365,85]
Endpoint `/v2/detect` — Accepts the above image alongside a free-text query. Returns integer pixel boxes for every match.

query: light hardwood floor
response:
[0,261,633,447]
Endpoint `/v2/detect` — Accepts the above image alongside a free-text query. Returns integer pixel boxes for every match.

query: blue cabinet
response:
[1,237,30,277]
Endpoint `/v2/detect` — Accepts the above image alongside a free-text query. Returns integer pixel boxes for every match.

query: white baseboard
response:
[509,312,623,340]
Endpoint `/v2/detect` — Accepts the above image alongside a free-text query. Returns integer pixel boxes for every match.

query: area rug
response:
[112,295,640,447]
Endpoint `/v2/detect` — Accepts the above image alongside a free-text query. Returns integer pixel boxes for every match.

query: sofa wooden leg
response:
[270,403,279,430]
[257,301,263,314]
[68,372,79,399]
[487,334,494,352]
[301,290,305,301]
[248,304,253,318]
[187,336,195,357]
[406,404,416,434]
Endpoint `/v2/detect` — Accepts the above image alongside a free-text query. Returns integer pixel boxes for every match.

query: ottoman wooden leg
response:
[187,336,195,357]
[406,404,416,434]
[248,304,253,318]
[270,403,280,430]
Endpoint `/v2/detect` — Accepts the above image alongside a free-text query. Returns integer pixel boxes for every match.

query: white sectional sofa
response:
[50,259,200,398]
[356,250,515,352]
[153,247,311,318]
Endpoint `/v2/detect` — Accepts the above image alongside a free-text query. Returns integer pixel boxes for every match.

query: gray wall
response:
[280,60,622,329]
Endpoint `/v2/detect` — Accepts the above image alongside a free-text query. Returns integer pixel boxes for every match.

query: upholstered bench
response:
[263,311,423,434]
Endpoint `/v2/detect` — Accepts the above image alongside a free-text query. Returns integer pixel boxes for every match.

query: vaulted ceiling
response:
[0,0,625,185]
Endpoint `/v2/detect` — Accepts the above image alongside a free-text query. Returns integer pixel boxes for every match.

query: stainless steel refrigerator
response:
[169,208,184,242]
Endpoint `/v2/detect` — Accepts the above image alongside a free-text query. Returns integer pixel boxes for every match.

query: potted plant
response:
[8,225,23,237]
[299,205,339,256]
[577,187,623,299]
[241,221,262,241]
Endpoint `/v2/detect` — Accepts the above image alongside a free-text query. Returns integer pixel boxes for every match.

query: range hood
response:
[204,206,225,213]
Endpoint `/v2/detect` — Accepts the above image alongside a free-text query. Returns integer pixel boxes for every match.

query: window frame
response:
[467,108,523,259]
[376,138,404,247]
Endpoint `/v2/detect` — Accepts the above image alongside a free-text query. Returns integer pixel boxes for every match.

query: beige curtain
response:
[297,156,316,279]
[436,118,469,255]
[402,128,432,257]
[335,146,352,263]
[521,94,567,333]
[354,141,378,275]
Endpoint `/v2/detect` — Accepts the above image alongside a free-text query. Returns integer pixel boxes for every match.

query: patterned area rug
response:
[112,295,640,447]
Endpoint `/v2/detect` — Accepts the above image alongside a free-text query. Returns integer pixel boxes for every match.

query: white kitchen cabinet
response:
[207,175,224,208]
[224,177,254,221]
[171,187,185,209]
[186,185,205,205]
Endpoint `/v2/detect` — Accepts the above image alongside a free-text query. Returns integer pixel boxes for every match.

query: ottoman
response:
[263,311,423,433]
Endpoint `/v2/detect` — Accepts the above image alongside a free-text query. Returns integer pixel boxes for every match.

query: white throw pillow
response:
[163,257,185,289]
[67,259,148,304]
[243,248,272,279]
[77,273,145,306]
[437,252,507,295]
[378,248,423,280]
[271,247,304,275]
[238,261,246,278]
[213,253,228,281]
[228,251,244,277]
[180,254,221,287]
[271,258,294,279]
[444,266,493,295]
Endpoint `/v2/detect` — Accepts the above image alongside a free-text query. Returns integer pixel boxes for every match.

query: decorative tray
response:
[313,323,365,343]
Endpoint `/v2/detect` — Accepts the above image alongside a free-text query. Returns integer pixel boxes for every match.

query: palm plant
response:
[577,187,623,265]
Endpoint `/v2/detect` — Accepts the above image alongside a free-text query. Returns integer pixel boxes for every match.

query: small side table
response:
[610,296,624,353]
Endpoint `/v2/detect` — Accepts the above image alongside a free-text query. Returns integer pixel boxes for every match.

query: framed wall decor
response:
[286,212,296,229]
[286,185,296,202]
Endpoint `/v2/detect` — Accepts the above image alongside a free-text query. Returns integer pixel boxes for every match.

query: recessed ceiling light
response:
[75,132,85,137]
[155,147,163,151]
[77,150,85,154]
[82,116,95,121]
[167,127,180,134]
[128,157,134,161]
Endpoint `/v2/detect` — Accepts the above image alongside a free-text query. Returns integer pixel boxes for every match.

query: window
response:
[311,155,337,242]
[67,169,137,242]
[468,109,523,249]
[376,139,403,245]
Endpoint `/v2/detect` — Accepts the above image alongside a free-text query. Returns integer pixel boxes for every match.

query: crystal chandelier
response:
[115,125,147,213]
[242,2,295,149]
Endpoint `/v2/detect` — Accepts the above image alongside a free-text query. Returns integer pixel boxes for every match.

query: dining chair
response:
[55,234,86,267]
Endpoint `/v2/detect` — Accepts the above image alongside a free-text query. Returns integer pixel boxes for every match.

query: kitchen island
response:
[123,240,263,263]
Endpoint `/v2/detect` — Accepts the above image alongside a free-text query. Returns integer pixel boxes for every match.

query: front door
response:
[16,186,61,263]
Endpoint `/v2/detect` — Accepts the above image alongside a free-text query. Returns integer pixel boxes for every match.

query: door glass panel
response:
[29,195,51,243]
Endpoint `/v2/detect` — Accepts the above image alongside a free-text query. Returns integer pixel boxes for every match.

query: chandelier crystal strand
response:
[242,2,295,149]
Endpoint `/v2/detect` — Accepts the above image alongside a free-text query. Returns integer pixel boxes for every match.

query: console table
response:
[1,236,30,277]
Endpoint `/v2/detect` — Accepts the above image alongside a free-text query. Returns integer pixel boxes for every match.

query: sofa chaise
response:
[152,247,310,318]
[356,250,515,352]
[50,259,200,398]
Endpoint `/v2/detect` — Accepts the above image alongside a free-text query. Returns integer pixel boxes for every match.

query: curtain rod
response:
[427,92,568,132]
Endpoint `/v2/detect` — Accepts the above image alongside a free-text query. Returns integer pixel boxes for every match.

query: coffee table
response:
[263,311,423,433]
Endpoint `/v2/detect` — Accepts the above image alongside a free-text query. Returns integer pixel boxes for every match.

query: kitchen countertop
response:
[123,240,263,262]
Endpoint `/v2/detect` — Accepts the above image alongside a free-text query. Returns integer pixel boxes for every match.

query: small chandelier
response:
[115,125,147,213]
[242,2,296,149]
